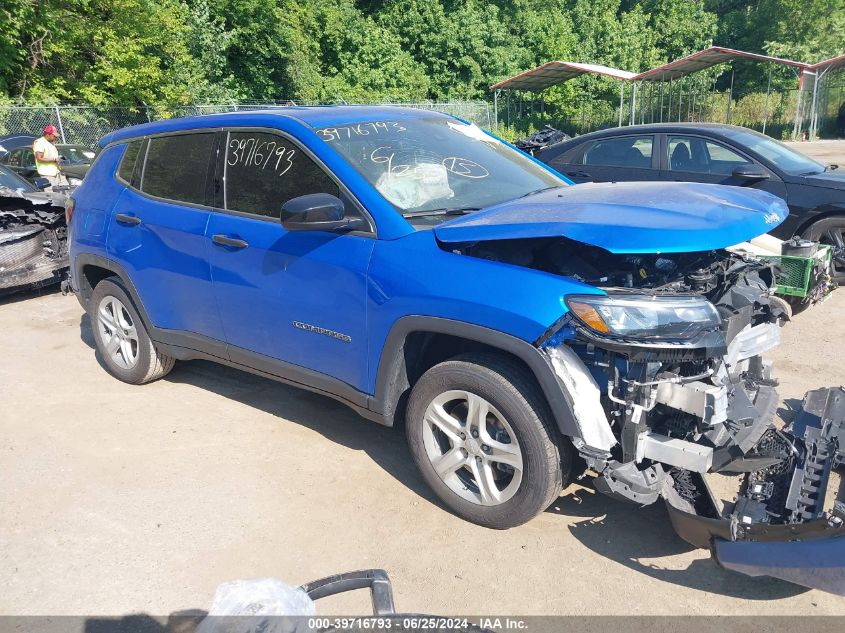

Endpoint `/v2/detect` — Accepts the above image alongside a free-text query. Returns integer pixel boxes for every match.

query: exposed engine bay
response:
[0,188,68,295]
[453,236,845,593]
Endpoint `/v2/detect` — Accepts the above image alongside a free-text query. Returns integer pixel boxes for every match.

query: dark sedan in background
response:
[536,123,845,280]
[0,134,96,186]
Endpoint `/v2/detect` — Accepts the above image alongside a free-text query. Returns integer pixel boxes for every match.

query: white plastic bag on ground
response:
[196,578,315,633]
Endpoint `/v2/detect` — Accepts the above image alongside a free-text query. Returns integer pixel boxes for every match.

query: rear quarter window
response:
[117,140,143,185]
[141,133,215,205]
[583,136,653,169]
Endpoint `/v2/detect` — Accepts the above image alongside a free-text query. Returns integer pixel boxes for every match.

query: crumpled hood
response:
[434,181,788,254]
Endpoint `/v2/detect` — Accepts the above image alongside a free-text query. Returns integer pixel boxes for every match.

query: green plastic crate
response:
[759,246,833,298]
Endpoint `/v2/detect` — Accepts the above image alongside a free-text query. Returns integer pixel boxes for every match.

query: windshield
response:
[60,145,97,164]
[316,117,565,217]
[721,128,826,176]
[0,166,33,191]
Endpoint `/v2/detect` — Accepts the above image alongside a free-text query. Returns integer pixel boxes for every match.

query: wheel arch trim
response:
[74,253,154,330]
[370,316,580,438]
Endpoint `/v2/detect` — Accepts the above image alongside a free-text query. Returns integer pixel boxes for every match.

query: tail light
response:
[65,197,75,225]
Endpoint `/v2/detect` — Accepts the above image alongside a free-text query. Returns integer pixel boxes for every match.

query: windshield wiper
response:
[402,207,480,218]
[517,185,564,199]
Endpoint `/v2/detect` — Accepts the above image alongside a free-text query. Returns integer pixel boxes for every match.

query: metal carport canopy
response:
[491,61,637,92]
[809,53,845,74]
[634,46,808,81]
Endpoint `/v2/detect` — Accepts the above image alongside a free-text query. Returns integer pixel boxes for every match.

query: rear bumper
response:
[665,387,845,594]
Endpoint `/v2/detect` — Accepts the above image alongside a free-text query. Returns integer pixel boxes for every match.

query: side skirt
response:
[152,329,384,425]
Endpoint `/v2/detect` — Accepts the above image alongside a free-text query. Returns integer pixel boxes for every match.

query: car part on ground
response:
[194,570,491,633]
[728,233,836,305]
[669,387,845,595]
[0,186,68,295]
[514,126,570,155]
[302,570,491,632]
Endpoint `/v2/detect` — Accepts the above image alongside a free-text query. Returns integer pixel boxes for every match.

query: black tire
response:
[89,276,175,384]
[405,352,572,529]
[803,216,845,283]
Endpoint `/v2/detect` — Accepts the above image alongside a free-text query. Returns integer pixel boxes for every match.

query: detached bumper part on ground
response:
[670,387,845,596]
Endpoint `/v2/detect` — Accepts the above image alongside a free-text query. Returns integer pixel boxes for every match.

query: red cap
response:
[43,124,58,135]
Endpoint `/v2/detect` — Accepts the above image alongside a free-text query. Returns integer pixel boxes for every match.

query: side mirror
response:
[33,177,51,190]
[732,164,769,182]
[280,193,364,232]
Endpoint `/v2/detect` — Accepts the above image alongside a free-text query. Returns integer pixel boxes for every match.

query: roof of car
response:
[577,122,750,136]
[99,105,453,147]
[536,122,759,156]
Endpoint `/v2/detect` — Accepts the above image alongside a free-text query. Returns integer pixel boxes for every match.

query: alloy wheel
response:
[422,390,523,506]
[821,226,845,277]
[97,296,139,370]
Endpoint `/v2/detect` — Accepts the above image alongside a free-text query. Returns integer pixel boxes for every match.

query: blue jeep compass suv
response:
[67,107,844,591]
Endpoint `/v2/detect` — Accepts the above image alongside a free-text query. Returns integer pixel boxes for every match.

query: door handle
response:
[115,213,141,226]
[566,171,591,179]
[212,234,248,249]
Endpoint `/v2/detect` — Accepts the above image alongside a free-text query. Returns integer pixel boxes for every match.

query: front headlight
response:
[565,294,721,341]
[68,178,82,186]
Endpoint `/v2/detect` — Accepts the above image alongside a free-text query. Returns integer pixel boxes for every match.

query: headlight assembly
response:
[565,294,721,341]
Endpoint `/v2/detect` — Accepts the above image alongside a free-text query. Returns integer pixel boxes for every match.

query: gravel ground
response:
[0,286,843,619]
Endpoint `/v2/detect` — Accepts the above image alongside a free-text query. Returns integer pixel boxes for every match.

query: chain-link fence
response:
[494,86,820,141]
[0,101,493,149]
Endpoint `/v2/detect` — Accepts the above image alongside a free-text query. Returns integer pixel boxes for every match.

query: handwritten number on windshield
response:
[318,121,407,143]
[228,137,294,176]
[442,157,489,179]
[370,146,410,176]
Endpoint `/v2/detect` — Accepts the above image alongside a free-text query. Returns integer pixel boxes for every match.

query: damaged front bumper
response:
[666,387,845,595]
[540,309,844,593]
[0,189,68,295]
[0,226,68,291]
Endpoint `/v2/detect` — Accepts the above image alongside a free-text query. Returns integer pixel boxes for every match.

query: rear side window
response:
[224,130,339,217]
[583,136,653,168]
[117,140,142,184]
[141,133,215,205]
[668,136,751,174]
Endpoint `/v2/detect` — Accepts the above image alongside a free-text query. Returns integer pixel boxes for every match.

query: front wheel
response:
[405,353,571,529]
[803,215,845,283]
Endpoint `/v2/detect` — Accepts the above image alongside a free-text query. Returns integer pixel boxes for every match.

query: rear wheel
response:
[405,353,571,529]
[89,277,175,384]
[803,215,845,283]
